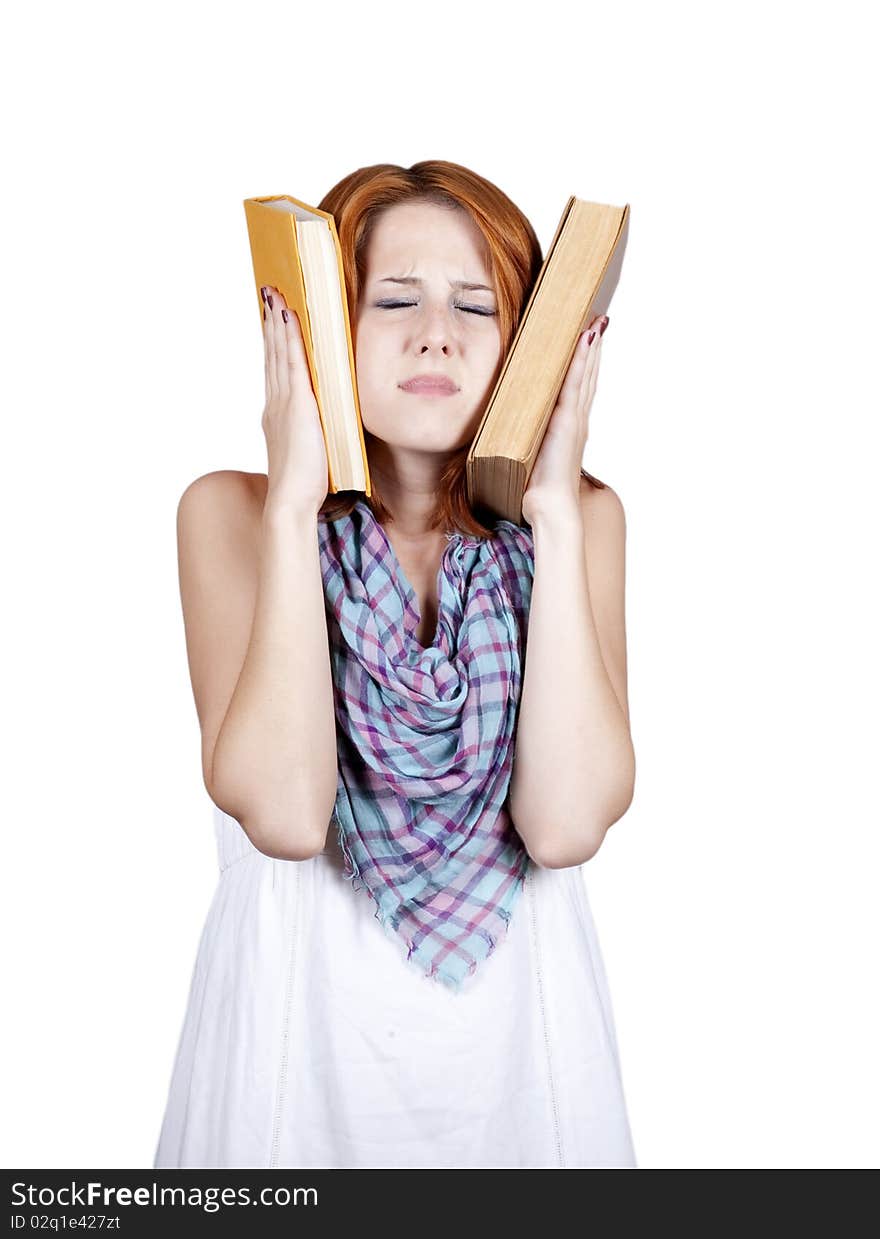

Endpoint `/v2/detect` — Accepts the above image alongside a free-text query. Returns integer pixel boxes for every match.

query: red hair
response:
[316,159,605,538]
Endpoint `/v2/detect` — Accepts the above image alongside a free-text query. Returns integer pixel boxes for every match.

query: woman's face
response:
[354,200,503,454]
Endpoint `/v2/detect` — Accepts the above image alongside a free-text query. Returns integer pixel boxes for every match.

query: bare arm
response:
[213,491,339,857]
[508,480,634,868]
[179,285,339,861]
[177,473,338,861]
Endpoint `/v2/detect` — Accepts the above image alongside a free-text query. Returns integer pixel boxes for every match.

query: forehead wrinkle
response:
[377,276,494,292]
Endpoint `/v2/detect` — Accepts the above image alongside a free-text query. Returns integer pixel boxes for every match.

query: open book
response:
[466,197,630,524]
[243,194,371,496]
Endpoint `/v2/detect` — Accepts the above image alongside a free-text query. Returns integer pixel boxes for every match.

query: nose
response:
[414,303,454,355]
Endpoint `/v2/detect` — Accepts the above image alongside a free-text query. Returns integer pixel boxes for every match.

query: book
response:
[466,196,630,525]
[242,193,371,496]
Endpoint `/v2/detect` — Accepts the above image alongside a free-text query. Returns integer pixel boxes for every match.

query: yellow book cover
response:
[466,197,630,524]
[243,193,371,497]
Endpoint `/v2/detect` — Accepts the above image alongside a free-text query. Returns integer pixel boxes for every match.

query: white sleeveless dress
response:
[153,803,637,1169]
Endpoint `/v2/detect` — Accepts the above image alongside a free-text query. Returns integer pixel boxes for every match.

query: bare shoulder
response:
[174,470,267,800]
[577,474,629,726]
[247,471,270,508]
[178,469,267,531]
[577,474,626,534]
[576,475,627,579]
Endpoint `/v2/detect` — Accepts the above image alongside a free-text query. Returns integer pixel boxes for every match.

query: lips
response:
[398,374,459,395]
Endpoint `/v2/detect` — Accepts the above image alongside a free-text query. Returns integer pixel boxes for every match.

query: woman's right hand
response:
[260,285,329,515]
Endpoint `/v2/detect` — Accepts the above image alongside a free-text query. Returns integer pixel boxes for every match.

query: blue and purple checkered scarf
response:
[316,498,536,992]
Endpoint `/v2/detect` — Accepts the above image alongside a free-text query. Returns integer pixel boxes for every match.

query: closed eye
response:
[374,299,496,317]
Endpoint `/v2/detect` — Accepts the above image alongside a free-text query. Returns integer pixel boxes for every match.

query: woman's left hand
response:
[521,313,608,524]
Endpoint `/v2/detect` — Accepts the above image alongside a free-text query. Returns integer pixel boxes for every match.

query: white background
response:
[2,0,877,1170]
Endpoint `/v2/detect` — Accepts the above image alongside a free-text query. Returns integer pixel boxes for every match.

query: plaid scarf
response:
[316,498,536,992]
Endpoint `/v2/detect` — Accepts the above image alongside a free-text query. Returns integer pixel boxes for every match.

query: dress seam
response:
[526,866,566,1168]
[269,859,301,1168]
[217,848,261,876]
[573,868,623,1076]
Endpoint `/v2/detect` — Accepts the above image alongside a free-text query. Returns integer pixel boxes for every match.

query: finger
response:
[559,329,593,412]
[262,294,271,398]
[287,309,323,412]
[575,330,599,412]
[264,286,279,404]
[269,288,292,404]
[579,334,601,417]
[284,306,305,374]
[588,335,601,401]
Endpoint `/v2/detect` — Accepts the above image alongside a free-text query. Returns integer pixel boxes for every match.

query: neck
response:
[367,439,456,542]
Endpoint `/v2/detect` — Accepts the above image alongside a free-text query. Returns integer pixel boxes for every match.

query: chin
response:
[364,426,470,455]
[365,402,476,442]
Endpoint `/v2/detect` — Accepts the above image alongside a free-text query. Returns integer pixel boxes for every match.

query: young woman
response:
[153,160,637,1169]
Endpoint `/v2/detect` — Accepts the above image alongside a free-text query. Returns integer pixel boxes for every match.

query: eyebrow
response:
[377,276,495,293]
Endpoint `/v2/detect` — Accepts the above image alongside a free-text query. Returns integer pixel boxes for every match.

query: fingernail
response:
[262,306,266,321]
[266,293,274,309]
[281,308,288,323]
[587,331,596,345]
[260,286,267,303]
[599,315,610,336]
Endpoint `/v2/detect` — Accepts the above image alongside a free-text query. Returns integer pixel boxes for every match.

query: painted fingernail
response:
[266,293,274,309]
[262,306,266,321]
[260,286,267,303]
[599,316,609,336]
[588,331,596,345]
[281,308,288,323]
